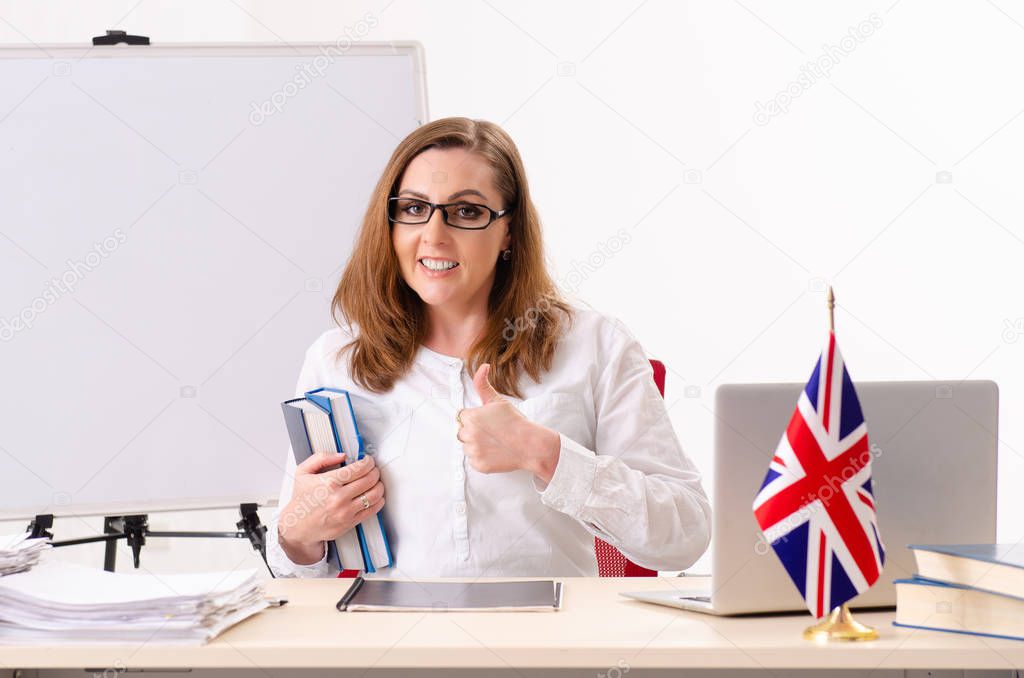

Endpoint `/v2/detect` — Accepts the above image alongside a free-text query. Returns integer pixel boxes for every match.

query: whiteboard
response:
[0,42,427,519]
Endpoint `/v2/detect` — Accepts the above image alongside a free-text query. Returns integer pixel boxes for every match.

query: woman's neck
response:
[422,301,489,360]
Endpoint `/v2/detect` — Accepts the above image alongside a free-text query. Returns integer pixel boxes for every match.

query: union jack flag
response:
[752,332,885,618]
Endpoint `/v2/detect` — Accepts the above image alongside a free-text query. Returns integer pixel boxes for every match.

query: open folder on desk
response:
[337,577,564,612]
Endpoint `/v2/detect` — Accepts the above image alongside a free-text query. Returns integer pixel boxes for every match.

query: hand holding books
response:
[278,453,384,566]
[279,388,393,572]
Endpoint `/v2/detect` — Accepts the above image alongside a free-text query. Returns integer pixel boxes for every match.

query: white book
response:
[283,399,366,571]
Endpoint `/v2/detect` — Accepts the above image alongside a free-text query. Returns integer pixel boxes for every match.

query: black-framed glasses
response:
[387,196,513,230]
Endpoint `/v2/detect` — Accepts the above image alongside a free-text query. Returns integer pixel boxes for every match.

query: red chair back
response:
[593,359,663,577]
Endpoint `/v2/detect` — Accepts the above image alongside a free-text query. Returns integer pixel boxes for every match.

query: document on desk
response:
[336,577,563,612]
[0,560,269,644]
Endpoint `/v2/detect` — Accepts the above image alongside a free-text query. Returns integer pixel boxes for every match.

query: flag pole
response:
[802,285,879,643]
[828,286,835,333]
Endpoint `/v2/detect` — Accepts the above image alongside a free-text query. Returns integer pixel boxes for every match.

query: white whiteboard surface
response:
[0,42,427,519]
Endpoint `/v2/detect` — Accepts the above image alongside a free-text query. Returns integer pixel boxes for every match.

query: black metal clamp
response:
[91,30,150,46]
[26,503,273,577]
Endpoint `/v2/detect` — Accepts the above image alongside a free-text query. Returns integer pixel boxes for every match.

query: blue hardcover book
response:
[894,576,1024,641]
[281,397,365,571]
[304,388,394,573]
[909,544,1024,599]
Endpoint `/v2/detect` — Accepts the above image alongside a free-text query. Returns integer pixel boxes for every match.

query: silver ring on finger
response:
[359,493,370,510]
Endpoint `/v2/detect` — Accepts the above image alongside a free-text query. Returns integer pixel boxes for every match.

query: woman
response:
[269,117,710,578]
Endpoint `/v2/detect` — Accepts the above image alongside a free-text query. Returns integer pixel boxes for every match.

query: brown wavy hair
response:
[331,117,573,399]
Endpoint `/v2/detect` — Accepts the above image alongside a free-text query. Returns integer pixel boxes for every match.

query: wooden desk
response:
[1,577,1022,672]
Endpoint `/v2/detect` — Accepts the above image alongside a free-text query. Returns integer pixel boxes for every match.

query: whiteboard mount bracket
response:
[27,513,53,540]
[92,30,150,46]
[25,503,272,576]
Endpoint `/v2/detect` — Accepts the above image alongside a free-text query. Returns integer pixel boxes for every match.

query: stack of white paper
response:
[0,532,50,576]
[0,560,269,644]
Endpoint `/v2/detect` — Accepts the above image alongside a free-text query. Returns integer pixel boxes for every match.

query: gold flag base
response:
[802,604,878,642]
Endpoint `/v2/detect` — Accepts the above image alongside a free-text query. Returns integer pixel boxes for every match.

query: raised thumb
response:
[473,363,502,404]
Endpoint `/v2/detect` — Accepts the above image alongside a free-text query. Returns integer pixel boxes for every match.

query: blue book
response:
[281,389,393,573]
[909,544,1024,599]
[281,397,364,571]
[894,576,1024,642]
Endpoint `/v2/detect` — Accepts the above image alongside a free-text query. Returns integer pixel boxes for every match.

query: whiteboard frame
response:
[0,41,428,519]
[0,40,429,128]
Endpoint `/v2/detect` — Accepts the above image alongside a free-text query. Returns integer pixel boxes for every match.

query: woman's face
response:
[391,147,512,311]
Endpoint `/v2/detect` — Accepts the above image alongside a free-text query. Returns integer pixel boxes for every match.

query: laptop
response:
[622,380,998,615]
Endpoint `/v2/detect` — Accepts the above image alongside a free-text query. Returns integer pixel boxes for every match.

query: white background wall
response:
[1,0,1022,577]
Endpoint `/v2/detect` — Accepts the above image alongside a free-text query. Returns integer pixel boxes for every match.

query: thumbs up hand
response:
[472,362,503,405]
[457,363,561,480]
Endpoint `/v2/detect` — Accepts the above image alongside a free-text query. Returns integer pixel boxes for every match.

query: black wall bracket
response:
[92,30,150,46]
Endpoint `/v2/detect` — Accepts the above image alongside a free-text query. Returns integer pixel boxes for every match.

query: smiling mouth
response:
[418,257,459,272]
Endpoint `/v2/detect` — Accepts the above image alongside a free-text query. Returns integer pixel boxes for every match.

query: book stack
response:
[0,533,49,576]
[895,544,1024,641]
[0,560,268,644]
[282,387,393,573]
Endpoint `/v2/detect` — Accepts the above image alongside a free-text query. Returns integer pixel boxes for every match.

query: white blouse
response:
[267,305,711,578]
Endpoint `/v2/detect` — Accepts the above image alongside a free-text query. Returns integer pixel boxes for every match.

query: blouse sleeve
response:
[532,319,712,572]
[266,340,335,578]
